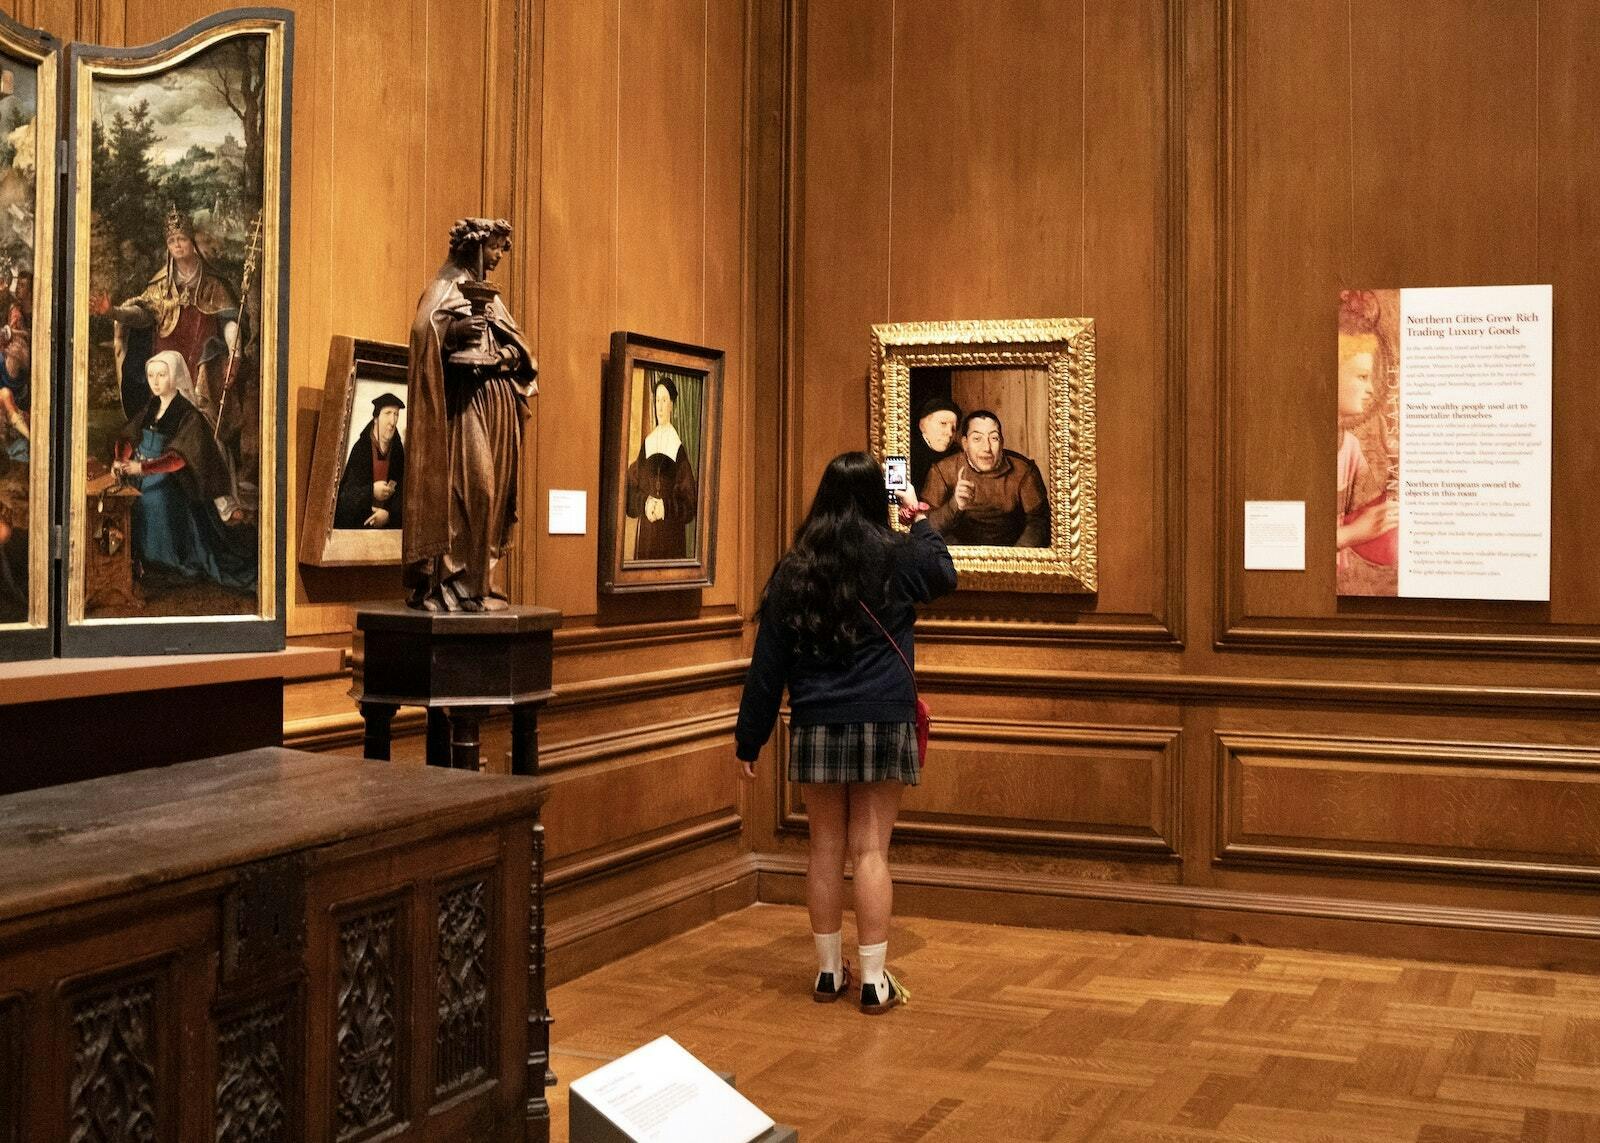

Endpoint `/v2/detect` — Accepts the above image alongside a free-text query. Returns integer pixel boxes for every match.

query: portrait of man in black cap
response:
[335,390,406,529]
[910,393,963,495]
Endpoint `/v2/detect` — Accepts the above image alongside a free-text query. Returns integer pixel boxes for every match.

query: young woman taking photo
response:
[735,451,957,1013]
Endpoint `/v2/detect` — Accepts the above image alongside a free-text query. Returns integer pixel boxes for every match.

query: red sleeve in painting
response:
[140,451,187,475]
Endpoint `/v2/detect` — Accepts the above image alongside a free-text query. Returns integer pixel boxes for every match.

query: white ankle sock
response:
[858,940,887,992]
[813,931,842,981]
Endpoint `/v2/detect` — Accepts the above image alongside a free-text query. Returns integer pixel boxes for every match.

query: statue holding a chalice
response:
[403,218,538,611]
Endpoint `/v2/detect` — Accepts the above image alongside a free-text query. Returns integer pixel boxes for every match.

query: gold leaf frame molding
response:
[869,318,1098,594]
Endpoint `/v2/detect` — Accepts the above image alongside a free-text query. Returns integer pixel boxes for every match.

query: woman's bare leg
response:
[804,782,848,935]
[847,780,904,946]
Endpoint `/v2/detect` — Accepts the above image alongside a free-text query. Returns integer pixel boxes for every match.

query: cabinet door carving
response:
[69,976,160,1143]
[335,906,403,1142]
[435,878,491,1099]
[215,992,294,1143]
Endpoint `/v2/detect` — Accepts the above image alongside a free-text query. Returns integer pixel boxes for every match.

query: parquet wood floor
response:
[545,905,1600,1142]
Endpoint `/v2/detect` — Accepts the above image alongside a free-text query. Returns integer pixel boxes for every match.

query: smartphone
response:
[883,455,910,499]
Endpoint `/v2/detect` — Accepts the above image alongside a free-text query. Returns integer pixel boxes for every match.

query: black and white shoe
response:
[813,961,851,1003]
[859,969,910,1015]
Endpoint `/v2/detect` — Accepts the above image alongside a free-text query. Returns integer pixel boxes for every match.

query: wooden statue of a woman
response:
[403,218,538,611]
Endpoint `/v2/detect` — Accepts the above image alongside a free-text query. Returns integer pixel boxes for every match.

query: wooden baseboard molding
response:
[548,812,744,890]
[754,855,1600,971]
[546,855,758,986]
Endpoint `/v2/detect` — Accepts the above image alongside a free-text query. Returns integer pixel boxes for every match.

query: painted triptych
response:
[0,14,58,661]
[60,10,291,655]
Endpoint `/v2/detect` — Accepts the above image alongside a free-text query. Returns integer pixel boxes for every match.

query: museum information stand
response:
[0,748,553,1143]
[351,603,560,774]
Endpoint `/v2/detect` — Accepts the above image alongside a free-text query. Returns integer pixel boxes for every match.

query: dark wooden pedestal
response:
[350,603,560,776]
[350,601,562,1133]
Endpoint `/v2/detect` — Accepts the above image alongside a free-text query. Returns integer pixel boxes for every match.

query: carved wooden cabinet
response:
[0,748,551,1142]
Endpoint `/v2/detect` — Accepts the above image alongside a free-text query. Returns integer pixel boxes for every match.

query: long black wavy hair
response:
[761,451,900,662]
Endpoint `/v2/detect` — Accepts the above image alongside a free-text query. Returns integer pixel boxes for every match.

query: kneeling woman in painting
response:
[736,451,956,1013]
[111,350,255,594]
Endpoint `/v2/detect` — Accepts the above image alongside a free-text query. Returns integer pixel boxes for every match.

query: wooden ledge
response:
[0,747,547,926]
[0,645,344,706]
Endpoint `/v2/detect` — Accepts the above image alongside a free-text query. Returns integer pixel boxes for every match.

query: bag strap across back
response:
[859,601,917,698]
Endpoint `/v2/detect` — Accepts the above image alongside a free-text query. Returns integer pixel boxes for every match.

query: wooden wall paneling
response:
[28,0,76,38]
[89,0,121,42]
[792,1,1183,644]
[1222,0,1355,632]
[1351,0,1539,287]
[119,0,218,42]
[1082,0,1181,633]
[323,1,422,452]
[1538,0,1600,627]
[704,0,749,614]
[421,0,489,285]
[291,0,428,637]
[616,0,704,346]
[613,0,719,614]
[1217,730,1600,884]
[1218,0,1600,654]
[540,741,743,883]
[1183,0,1218,668]
[283,0,339,637]
[748,0,788,620]
[507,0,544,607]
[794,1,892,493]
[544,850,757,986]
[799,719,1184,858]
[536,0,618,623]
[886,0,1083,320]
[753,853,1600,972]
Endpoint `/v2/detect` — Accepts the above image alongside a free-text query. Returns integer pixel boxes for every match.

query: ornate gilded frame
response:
[59,10,291,655]
[870,318,1097,594]
[0,12,60,661]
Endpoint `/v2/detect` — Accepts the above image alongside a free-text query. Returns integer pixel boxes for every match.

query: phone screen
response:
[884,455,909,492]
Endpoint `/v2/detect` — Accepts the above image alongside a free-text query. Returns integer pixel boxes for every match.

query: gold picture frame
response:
[0,11,60,660]
[869,318,1097,594]
[59,10,291,656]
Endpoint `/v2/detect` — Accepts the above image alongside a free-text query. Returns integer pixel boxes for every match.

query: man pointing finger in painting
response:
[921,409,1050,547]
[952,463,973,512]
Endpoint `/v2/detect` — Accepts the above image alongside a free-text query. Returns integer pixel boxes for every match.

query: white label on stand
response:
[569,1035,775,1143]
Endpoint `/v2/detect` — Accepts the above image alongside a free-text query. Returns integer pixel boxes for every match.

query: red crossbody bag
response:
[859,602,931,765]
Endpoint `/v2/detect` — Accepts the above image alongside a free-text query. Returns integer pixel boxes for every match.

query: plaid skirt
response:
[788,721,919,786]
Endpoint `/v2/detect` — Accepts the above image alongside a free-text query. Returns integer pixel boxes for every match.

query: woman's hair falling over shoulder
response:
[763,451,899,662]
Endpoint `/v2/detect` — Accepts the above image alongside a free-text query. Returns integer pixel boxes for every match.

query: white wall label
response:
[547,489,587,535]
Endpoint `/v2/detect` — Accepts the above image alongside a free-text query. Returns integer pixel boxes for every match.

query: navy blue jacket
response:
[734,519,957,762]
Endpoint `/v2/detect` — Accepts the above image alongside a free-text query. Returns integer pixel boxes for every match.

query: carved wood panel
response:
[215,993,294,1143]
[334,905,402,1142]
[435,879,491,1100]
[69,976,160,1143]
